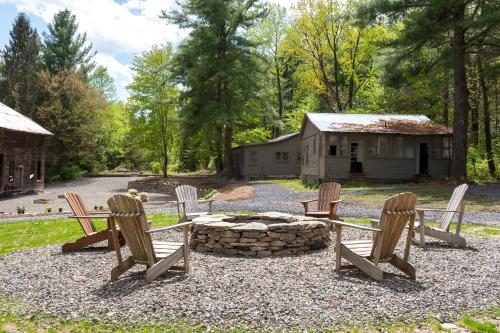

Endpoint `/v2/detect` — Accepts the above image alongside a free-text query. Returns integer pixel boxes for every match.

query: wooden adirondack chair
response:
[175,185,213,222]
[62,192,123,252]
[108,194,191,283]
[414,184,468,248]
[333,192,417,281]
[300,182,342,220]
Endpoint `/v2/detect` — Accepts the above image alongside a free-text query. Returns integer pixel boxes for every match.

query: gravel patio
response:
[1,228,498,329]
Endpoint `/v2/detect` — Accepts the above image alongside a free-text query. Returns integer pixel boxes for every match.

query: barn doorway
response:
[418,143,429,175]
[18,165,24,191]
[350,142,363,173]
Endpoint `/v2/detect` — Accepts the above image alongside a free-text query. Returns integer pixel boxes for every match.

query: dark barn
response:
[0,102,53,197]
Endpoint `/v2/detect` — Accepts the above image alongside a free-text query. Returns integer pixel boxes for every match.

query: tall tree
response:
[89,65,117,101]
[163,0,267,177]
[359,0,499,180]
[1,13,41,118]
[127,45,179,177]
[287,0,386,112]
[252,3,289,138]
[42,9,96,75]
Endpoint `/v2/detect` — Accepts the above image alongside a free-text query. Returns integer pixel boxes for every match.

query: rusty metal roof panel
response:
[307,113,451,135]
[0,102,53,135]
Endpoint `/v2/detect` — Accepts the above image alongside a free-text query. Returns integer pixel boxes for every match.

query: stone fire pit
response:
[190,212,332,256]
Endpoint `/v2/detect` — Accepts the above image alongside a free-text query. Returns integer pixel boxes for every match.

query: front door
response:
[418,143,429,175]
[350,142,363,173]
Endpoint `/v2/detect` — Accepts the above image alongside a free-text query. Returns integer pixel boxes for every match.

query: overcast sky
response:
[0,0,296,101]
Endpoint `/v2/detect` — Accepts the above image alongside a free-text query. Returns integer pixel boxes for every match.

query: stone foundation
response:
[128,176,211,196]
[191,212,332,256]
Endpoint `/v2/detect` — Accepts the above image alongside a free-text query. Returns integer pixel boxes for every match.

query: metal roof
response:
[305,113,451,135]
[234,132,299,149]
[0,102,53,135]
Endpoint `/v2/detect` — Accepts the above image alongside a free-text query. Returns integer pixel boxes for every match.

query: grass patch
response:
[343,186,499,212]
[0,214,178,255]
[1,298,499,333]
[460,317,499,333]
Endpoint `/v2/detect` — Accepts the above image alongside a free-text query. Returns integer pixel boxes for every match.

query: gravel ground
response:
[215,183,500,227]
[0,229,498,329]
[0,176,173,215]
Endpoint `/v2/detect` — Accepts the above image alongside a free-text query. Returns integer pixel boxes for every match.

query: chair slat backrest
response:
[371,192,417,260]
[317,182,342,213]
[64,192,96,235]
[440,184,468,231]
[107,194,155,266]
[175,185,199,214]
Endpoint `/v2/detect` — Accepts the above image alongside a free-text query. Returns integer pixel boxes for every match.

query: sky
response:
[0,0,296,101]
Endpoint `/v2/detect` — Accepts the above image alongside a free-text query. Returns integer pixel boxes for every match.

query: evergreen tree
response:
[1,13,41,118]
[359,0,500,180]
[42,9,96,75]
[163,0,267,177]
[89,65,117,101]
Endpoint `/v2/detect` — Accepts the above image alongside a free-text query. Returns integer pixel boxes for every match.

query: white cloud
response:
[0,0,297,100]
[94,53,133,100]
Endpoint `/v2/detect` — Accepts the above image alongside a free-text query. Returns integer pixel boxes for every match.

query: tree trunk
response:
[477,52,496,177]
[214,125,223,175]
[221,124,233,178]
[450,4,469,181]
[443,85,449,127]
[470,90,479,146]
[276,61,283,137]
[160,113,168,178]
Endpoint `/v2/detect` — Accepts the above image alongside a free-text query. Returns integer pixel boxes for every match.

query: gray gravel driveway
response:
[214,183,500,226]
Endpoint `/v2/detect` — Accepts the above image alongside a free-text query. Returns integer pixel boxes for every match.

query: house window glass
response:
[432,137,452,159]
[368,136,389,157]
[248,151,257,166]
[341,136,349,156]
[395,137,414,159]
[275,152,290,162]
[329,135,348,157]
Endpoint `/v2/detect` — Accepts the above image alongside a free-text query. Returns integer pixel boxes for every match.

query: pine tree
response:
[41,9,96,75]
[89,65,117,101]
[359,0,500,181]
[163,0,267,177]
[1,13,41,119]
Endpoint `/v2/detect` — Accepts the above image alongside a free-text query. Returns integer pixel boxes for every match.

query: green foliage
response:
[89,65,117,100]
[164,0,268,176]
[467,146,499,182]
[36,69,106,173]
[41,9,96,74]
[233,127,271,146]
[460,317,499,333]
[127,44,180,176]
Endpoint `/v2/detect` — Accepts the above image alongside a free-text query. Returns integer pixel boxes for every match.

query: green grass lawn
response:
[0,213,178,255]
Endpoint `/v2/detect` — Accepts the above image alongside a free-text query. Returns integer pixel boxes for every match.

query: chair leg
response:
[342,246,384,281]
[418,210,425,248]
[335,225,342,272]
[62,230,109,252]
[111,257,135,281]
[390,254,416,279]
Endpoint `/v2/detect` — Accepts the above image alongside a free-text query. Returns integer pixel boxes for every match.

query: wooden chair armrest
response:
[416,208,462,213]
[332,220,382,233]
[69,215,108,219]
[300,199,318,204]
[146,221,194,233]
[330,200,343,204]
[198,199,214,203]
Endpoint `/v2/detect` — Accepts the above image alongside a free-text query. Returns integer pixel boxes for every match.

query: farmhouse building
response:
[233,133,301,178]
[300,113,452,183]
[0,102,53,196]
